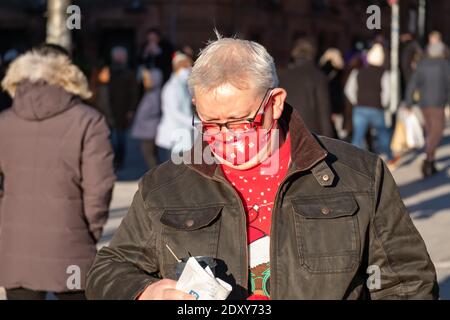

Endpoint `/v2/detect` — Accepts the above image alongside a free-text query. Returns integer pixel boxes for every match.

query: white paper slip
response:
[175,257,232,300]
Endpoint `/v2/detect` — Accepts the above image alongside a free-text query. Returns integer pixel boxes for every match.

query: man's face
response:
[112,52,128,65]
[194,84,273,129]
[174,59,193,73]
[429,35,441,45]
[193,83,287,169]
[147,32,160,45]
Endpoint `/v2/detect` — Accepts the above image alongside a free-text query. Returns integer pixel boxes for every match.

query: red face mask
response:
[200,89,275,166]
[204,119,276,166]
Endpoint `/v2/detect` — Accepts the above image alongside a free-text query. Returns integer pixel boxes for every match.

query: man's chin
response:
[214,153,265,170]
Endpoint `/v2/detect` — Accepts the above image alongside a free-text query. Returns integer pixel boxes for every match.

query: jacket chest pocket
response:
[291,193,360,273]
[159,206,223,278]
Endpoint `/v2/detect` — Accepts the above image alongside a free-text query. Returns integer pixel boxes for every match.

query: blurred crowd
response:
[88,28,195,170]
[1,28,449,176]
[280,30,449,176]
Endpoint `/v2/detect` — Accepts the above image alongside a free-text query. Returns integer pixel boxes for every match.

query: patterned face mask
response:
[204,118,277,166]
[199,88,276,166]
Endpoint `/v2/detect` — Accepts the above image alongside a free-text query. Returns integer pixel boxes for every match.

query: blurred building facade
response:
[0,0,449,70]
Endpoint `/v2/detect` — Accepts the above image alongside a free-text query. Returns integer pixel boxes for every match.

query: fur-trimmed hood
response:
[1,49,92,100]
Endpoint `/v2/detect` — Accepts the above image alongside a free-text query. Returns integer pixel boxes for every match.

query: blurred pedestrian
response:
[319,48,346,139]
[90,61,115,127]
[400,33,423,97]
[140,28,174,84]
[341,54,364,142]
[279,38,334,137]
[181,45,194,60]
[108,46,139,170]
[405,42,450,177]
[0,55,7,112]
[428,31,449,59]
[0,44,115,300]
[131,68,163,169]
[344,43,396,167]
[0,49,19,112]
[155,52,194,163]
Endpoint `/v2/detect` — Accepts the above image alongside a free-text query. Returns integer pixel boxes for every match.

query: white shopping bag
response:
[404,111,425,149]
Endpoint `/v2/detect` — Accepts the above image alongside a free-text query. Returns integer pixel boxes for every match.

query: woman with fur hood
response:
[0,44,116,300]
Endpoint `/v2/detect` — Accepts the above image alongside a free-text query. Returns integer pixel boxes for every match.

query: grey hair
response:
[188,31,278,97]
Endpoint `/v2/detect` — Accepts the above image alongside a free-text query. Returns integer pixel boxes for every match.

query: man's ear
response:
[271,88,287,120]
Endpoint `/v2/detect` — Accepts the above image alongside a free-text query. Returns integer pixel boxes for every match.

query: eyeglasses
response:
[192,88,274,137]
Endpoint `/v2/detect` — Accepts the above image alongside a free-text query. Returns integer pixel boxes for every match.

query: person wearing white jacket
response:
[155,52,194,163]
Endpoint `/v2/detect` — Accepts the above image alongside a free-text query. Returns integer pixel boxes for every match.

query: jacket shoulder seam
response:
[336,160,373,180]
[318,136,377,180]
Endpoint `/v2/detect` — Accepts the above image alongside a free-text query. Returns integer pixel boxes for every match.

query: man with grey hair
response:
[86,35,438,300]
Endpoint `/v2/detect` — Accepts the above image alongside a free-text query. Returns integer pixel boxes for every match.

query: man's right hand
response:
[137,279,196,300]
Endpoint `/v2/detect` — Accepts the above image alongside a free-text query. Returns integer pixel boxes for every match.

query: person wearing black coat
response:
[405,42,450,177]
[279,38,334,138]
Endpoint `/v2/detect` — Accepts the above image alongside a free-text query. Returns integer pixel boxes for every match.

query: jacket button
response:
[321,207,331,215]
[322,174,330,182]
[185,219,194,228]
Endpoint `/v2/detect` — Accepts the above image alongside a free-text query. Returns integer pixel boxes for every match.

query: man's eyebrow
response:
[204,113,252,122]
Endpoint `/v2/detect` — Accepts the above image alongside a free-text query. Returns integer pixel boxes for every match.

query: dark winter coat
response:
[279,61,334,137]
[406,58,450,108]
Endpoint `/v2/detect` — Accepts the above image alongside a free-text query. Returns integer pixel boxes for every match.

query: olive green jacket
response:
[86,104,438,300]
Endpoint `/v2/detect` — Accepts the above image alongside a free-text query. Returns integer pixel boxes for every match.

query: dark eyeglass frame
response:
[192,88,274,137]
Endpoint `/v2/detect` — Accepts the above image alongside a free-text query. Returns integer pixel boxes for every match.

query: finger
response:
[163,289,197,300]
[157,279,178,289]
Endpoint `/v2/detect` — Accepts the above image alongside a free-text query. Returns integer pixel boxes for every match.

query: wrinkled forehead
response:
[194,83,261,120]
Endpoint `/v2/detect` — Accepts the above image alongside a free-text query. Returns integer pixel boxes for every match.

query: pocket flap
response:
[292,193,359,219]
[160,206,223,230]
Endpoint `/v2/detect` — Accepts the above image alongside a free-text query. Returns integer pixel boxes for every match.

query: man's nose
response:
[220,124,228,133]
